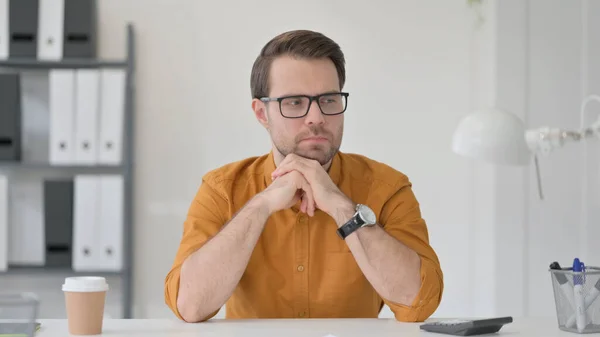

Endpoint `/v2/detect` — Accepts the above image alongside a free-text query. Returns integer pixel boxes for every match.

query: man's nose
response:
[304,99,325,125]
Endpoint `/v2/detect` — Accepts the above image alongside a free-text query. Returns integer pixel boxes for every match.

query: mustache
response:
[295,126,332,141]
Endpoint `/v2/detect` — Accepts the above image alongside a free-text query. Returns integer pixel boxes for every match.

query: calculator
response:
[419,316,513,336]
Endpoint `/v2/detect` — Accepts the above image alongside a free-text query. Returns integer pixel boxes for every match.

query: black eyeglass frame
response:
[260,92,350,118]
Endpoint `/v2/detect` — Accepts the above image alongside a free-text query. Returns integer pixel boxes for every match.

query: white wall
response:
[468,0,600,319]
[523,0,600,318]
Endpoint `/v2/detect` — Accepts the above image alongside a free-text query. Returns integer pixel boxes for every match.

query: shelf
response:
[0,58,128,69]
[0,162,126,173]
[1,266,123,277]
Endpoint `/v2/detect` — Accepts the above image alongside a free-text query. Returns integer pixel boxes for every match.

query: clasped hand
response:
[259,154,352,218]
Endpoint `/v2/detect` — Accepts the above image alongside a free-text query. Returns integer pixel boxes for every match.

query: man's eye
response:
[284,99,303,106]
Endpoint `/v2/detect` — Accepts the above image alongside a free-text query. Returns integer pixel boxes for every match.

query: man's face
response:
[256,56,344,167]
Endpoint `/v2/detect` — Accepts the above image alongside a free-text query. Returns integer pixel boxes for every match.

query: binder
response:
[0,73,21,161]
[72,175,124,271]
[0,175,8,272]
[20,71,51,163]
[43,179,74,268]
[8,176,44,266]
[8,0,38,58]
[37,0,64,60]
[98,175,123,271]
[0,0,8,59]
[49,69,75,165]
[74,69,99,165]
[63,0,96,58]
[99,69,126,165]
[72,175,99,271]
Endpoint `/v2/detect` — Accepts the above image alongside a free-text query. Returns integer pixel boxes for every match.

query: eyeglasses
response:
[260,92,349,118]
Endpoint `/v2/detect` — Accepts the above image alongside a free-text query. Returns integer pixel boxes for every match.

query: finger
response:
[273,155,294,175]
[272,161,295,178]
[290,172,315,216]
[272,155,301,177]
[292,189,302,205]
[300,193,307,213]
[273,161,310,180]
[271,165,295,179]
[301,179,316,217]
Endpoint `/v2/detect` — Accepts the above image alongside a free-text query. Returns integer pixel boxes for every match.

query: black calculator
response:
[419,316,513,336]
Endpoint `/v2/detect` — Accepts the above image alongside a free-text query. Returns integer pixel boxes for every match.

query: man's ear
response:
[252,98,269,129]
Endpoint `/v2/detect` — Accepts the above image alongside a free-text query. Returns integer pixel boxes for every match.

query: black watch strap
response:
[336,214,365,240]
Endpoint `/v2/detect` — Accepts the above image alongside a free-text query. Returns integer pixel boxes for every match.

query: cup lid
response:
[62,277,109,292]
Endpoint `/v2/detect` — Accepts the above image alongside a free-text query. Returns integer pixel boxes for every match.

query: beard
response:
[273,125,341,166]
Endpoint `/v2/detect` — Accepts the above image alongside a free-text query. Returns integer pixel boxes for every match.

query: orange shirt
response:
[165,151,443,322]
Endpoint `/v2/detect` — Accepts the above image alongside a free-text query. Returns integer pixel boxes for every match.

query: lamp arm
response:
[523,115,600,201]
[525,116,600,156]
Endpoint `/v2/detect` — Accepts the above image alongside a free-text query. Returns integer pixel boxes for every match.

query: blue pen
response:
[573,258,586,332]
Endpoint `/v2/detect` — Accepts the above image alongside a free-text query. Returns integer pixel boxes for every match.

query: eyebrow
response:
[277,90,341,97]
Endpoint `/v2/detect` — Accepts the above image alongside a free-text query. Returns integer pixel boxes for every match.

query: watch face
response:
[357,204,376,225]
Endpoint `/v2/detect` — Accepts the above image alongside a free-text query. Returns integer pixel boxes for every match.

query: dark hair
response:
[250,30,346,99]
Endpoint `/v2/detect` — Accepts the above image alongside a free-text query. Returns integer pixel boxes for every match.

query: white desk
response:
[35,317,578,336]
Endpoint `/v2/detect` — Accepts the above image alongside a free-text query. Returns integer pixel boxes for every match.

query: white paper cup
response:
[62,277,109,335]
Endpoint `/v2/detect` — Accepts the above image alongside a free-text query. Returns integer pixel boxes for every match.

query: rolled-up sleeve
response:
[378,178,444,322]
[164,177,229,321]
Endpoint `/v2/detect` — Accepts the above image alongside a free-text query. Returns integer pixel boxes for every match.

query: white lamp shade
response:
[452,108,531,166]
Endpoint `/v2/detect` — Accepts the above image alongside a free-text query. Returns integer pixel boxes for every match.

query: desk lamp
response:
[451,95,600,199]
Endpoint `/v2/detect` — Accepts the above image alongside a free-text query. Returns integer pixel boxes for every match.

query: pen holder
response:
[550,267,600,334]
[0,292,39,337]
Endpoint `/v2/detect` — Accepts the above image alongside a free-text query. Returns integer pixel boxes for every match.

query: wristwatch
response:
[336,204,377,239]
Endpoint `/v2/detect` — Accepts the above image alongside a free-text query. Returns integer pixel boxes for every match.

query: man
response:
[164,30,443,323]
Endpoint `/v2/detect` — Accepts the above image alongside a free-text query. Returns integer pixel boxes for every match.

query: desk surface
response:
[35,317,576,337]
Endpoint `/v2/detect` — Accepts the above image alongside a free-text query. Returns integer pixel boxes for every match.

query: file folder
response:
[20,71,51,163]
[8,0,38,58]
[0,0,8,59]
[98,175,123,271]
[49,69,75,165]
[8,176,44,266]
[63,0,96,58]
[72,175,124,271]
[0,73,21,161]
[99,69,126,165]
[43,179,73,268]
[0,175,8,272]
[72,175,99,271]
[37,0,64,60]
[74,69,99,165]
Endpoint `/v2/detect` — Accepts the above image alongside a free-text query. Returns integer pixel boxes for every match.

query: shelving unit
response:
[0,162,126,172]
[0,23,136,319]
[2,265,123,277]
[0,59,128,69]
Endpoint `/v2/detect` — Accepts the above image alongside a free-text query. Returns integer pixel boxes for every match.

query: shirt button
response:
[297,265,304,272]
[298,311,306,317]
[298,215,307,224]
